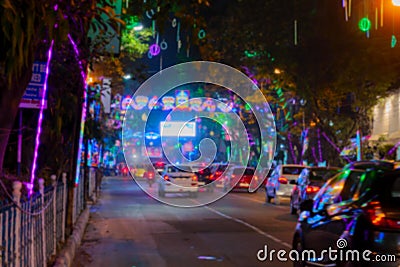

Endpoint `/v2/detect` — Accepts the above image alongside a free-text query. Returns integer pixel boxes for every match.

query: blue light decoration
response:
[356,130,362,161]
[149,43,161,56]
[68,34,89,186]
[29,40,54,196]
[198,29,206,39]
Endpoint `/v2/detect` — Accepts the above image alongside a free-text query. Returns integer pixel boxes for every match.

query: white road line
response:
[203,205,292,249]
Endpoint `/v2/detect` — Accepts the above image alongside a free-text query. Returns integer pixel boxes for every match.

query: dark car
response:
[292,168,400,267]
[343,160,395,171]
[290,166,340,214]
[190,165,215,191]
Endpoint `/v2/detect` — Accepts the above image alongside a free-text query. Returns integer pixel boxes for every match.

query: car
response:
[153,160,166,174]
[343,160,395,171]
[265,164,306,205]
[223,166,257,192]
[292,168,400,267]
[210,163,229,187]
[190,164,215,191]
[290,166,340,214]
[132,164,147,179]
[158,164,199,198]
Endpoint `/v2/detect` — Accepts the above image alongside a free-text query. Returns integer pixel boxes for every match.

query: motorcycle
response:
[145,171,155,187]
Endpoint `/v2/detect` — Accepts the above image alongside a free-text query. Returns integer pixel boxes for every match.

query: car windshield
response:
[282,167,304,175]
[380,176,400,208]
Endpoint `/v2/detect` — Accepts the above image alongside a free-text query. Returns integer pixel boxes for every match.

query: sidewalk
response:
[71,176,167,267]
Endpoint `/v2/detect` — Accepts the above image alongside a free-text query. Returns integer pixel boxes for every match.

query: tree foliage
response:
[201,0,400,165]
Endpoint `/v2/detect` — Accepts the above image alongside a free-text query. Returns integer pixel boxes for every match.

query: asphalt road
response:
[73,176,298,267]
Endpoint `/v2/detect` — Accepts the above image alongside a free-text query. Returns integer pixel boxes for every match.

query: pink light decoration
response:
[321,132,352,163]
[68,34,88,186]
[287,133,297,164]
[317,128,323,162]
[29,40,54,196]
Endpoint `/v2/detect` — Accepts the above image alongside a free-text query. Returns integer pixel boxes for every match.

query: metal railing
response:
[0,167,100,267]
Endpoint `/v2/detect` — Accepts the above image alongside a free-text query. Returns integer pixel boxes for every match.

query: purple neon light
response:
[317,128,323,162]
[149,43,161,56]
[321,132,352,163]
[29,40,54,196]
[387,140,400,156]
[287,132,297,164]
[68,34,88,186]
[311,147,319,163]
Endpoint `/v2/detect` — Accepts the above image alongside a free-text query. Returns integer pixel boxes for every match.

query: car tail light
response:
[164,175,170,181]
[306,185,320,194]
[149,172,154,178]
[278,177,288,184]
[192,175,198,182]
[364,201,400,229]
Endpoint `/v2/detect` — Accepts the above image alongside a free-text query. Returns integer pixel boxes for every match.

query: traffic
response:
[127,159,400,267]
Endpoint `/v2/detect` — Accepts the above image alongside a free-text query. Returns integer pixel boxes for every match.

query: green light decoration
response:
[245,103,251,111]
[392,35,397,48]
[126,16,140,30]
[358,17,371,32]
[244,50,258,58]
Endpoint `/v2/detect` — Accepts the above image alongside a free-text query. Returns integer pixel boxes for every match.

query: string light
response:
[287,132,297,164]
[317,128,323,162]
[68,34,88,186]
[29,40,54,196]
[311,147,319,164]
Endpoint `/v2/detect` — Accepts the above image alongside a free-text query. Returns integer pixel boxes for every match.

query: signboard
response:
[160,121,196,137]
[19,61,47,109]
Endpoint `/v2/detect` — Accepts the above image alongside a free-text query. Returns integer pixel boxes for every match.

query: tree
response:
[201,0,400,165]
[0,0,123,174]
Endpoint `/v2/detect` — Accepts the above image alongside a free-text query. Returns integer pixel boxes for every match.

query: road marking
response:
[227,193,288,210]
[203,205,292,249]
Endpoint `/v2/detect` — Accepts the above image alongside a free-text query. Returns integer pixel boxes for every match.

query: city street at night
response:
[2,1,400,267]
[73,176,296,267]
